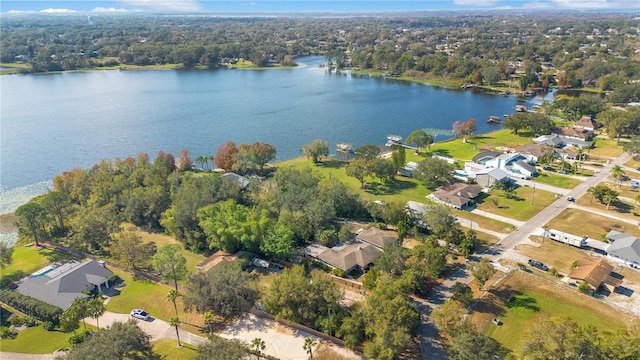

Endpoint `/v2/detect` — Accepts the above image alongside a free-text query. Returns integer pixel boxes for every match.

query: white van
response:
[631,179,640,188]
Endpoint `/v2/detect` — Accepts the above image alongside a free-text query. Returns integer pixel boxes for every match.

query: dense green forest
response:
[2,13,640,103]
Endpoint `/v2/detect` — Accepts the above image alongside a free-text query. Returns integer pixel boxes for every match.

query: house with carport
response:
[428,183,482,210]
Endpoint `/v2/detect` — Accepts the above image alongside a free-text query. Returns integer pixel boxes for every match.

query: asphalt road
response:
[417,151,631,360]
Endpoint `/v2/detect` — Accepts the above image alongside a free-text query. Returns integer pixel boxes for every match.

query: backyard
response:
[545,208,640,240]
[533,172,582,189]
[469,270,630,355]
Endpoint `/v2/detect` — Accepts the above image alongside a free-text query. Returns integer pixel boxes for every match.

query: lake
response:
[0,56,541,214]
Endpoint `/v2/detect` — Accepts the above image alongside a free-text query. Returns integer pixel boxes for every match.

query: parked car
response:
[558,169,567,175]
[567,196,575,201]
[130,309,150,320]
[620,175,629,181]
[543,166,554,172]
[527,259,549,271]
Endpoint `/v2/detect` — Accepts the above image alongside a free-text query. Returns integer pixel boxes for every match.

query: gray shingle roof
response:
[607,236,640,264]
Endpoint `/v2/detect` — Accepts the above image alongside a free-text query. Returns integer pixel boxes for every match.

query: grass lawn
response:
[280,157,431,204]
[105,269,210,335]
[476,187,556,221]
[575,189,640,224]
[533,172,582,189]
[0,326,71,353]
[453,211,516,234]
[1,246,61,278]
[590,138,624,157]
[545,208,640,240]
[470,271,628,355]
[152,339,199,360]
[426,129,532,162]
[516,237,592,274]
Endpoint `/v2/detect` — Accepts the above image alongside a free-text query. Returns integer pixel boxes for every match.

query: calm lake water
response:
[0,56,541,214]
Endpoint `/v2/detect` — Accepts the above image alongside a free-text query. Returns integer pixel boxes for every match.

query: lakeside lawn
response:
[476,187,556,221]
[425,129,533,162]
[471,271,628,355]
[532,172,582,189]
[280,157,431,204]
[1,246,61,278]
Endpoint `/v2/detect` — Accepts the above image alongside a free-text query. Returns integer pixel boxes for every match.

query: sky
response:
[1,0,639,14]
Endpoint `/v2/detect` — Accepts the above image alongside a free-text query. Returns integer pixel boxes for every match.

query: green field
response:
[0,326,73,353]
[533,172,582,189]
[476,187,557,221]
[1,246,59,278]
[153,339,199,359]
[426,130,533,162]
[453,211,516,234]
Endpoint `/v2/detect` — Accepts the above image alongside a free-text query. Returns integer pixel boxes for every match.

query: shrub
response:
[0,290,63,325]
[549,267,560,278]
[331,268,346,278]
[107,273,122,287]
[69,329,91,346]
[578,281,592,293]
[10,316,38,327]
[516,262,527,270]
[0,326,18,339]
[42,321,55,331]
[0,271,26,289]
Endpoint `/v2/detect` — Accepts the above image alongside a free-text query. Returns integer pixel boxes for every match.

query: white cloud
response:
[523,0,640,9]
[453,0,500,6]
[40,8,77,13]
[119,0,203,12]
[92,7,141,12]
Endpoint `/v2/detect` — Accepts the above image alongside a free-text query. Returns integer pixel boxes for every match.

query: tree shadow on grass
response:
[316,160,344,169]
[506,292,540,312]
[365,178,417,196]
[612,200,634,214]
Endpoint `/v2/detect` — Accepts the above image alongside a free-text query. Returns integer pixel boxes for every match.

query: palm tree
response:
[86,298,106,330]
[303,337,317,360]
[587,186,597,204]
[251,338,265,360]
[604,193,617,210]
[196,155,205,170]
[170,316,182,347]
[611,165,625,187]
[167,289,179,318]
[70,297,88,330]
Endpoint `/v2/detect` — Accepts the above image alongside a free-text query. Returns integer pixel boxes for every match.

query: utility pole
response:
[531,184,536,205]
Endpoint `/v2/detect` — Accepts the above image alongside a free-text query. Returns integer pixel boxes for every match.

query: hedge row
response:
[0,290,62,324]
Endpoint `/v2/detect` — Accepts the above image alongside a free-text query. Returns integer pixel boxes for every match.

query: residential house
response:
[605,230,640,268]
[484,153,536,179]
[475,168,511,188]
[222,172,250,190]
[568,258,622,292]
[195,250,238,272]
[514,144,557,163]
[428,183,482,209]
[554,127,593,141]
[313,243,382,273]
[574,116,599,131]
[16,260,112,310]
[356,228,399,249]
[533,134,592,149]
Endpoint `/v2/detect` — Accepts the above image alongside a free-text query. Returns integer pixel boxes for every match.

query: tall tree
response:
[215,141,239,171]
[64,320,155,360]
[177,148,193,171]
[86,298,106,330]
[184,264,256,320]
[0,242,13,268]
[167,289,179,319]
[170,316,182,347]
[354,144,381,160]
[302,139,329,164]
[406,129,434,153]
[153,244,188,292]
[260,223,295,261]
[248,142,276,174]
[196,336,250,360]
[345,158,370,189]
[471,258,495,290]
[110,230,154,270]
[251,338,265,360]
[414,157,454,190]
[14,202,47,246]
[40,190,73,231]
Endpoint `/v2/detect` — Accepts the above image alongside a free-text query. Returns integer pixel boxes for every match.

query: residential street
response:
[417,151,631,360]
